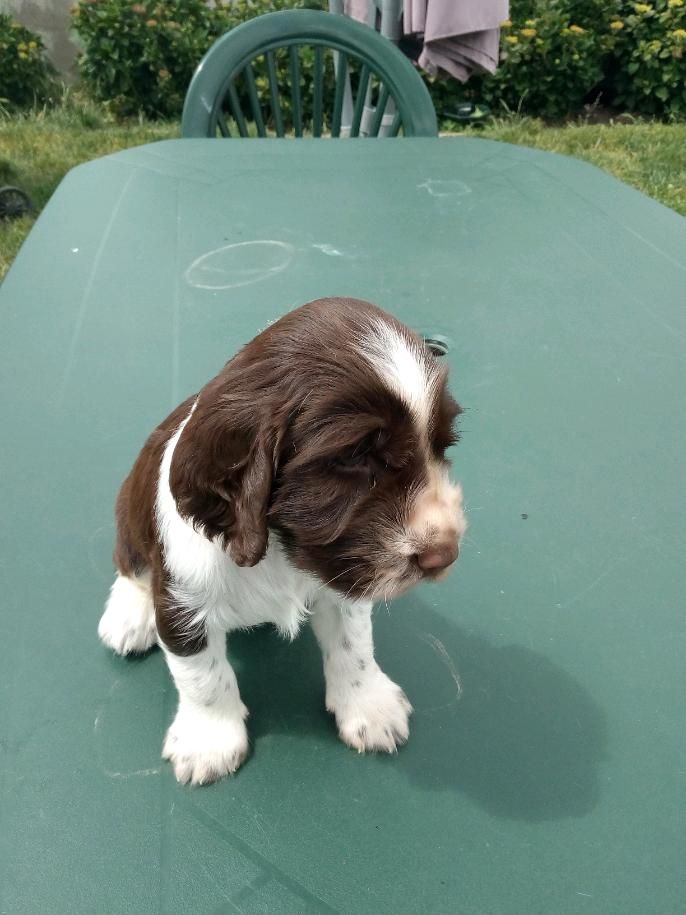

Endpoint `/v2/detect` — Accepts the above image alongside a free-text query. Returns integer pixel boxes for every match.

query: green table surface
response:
[0,138,684,914]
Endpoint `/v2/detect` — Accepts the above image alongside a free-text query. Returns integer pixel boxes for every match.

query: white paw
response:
[98,574,157,655]
[328,670,413,754]
[162,703,250,785]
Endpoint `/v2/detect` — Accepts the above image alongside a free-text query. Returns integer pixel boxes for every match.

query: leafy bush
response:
[70,0,686,123]
[440,1,618,121]
[429,0,686,121]
[509,0,619,27]
[607,0,686,117]
[71,0,225,118]
[0,14,56,110]
[483,14,605,118]
[71,0,327,120]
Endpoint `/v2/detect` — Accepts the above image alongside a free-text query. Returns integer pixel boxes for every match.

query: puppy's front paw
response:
[328,670,413,754]
[162,704,249,785]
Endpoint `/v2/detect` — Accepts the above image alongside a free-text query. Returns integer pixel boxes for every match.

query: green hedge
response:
[430,6,609,121]
[433,0,686,120]
[71,0,327,119]
[69,0,686,121]
[0,13,56,110]
[608,1,686,117]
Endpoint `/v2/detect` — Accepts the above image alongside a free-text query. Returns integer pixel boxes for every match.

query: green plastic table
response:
[0,138,684,914]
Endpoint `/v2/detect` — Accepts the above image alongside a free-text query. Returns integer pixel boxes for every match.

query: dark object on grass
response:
[441,102,491,125]
[0,186,33,221]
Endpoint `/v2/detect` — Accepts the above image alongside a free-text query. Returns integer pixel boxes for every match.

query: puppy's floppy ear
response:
[169,391,278,567]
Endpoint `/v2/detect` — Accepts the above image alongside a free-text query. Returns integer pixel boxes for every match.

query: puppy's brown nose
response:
[417,542,459,573]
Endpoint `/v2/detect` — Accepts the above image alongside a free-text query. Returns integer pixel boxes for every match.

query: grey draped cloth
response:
[406,0,509,81]
[344,0,508,81]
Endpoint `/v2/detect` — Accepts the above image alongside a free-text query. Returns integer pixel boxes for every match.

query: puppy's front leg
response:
[311,596,412,753]
[160,625,249,785]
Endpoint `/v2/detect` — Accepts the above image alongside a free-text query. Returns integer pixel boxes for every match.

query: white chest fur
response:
[156,410,320,639]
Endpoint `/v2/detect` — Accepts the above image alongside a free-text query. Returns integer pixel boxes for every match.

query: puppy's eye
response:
[432,393,462,457]
[334,431,382,474]
[432,428,459,457]
[335,444,373,472]
[336,451,372,471]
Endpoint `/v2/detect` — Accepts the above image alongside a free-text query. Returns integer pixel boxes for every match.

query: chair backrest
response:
[182,9,437,139]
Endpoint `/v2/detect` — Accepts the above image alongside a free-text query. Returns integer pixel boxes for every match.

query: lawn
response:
[1,108,685,280]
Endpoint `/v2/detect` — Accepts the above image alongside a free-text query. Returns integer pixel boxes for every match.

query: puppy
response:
[99,297,466,784]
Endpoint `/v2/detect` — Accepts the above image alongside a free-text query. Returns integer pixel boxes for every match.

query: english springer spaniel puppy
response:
[99,297,466,784]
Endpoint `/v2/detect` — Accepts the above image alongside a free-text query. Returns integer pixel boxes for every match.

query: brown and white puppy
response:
[99,297,466,784]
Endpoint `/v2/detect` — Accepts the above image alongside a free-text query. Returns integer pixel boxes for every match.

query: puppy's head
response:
[170,297,466,601]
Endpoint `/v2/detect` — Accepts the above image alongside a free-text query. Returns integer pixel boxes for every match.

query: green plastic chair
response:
[181,9,438,139]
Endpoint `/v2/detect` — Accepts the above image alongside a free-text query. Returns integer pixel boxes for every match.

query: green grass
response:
[1,106,685,279]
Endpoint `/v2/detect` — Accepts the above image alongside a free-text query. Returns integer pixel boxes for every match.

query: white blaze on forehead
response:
[356,317,436,423]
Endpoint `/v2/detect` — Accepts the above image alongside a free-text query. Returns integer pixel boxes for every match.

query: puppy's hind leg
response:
[99,477,157,655]
[98,570,157,655]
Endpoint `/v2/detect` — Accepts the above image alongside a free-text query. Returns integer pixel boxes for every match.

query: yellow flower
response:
[145,17,157,26]
[569,24,585,33]
[17,41,27,50]
[634,3,652,12]
[673,27,686,38]
[521,27,537,37]
[500,19,512,28]
[525,19,537,26]
[668,0,683,6]
[610,20,625,29]
[28,40,37,48]
[18,51,28,59]
[505,35,519,44]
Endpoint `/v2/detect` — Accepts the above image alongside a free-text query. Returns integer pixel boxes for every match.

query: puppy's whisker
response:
[315,565,362,594]
[342,572,371,603]
[361,571,383,605]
